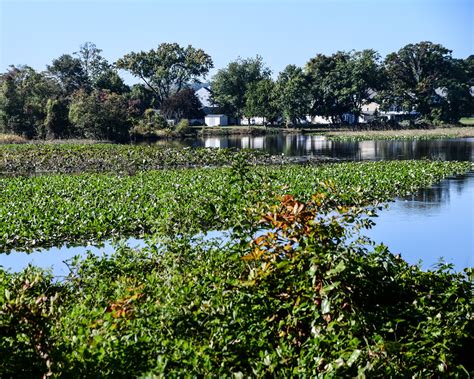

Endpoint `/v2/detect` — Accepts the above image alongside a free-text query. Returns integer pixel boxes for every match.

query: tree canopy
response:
[1,40,473,141]
[210,56,271,119]
[116,43,213,106]
[380,41,453,121]
[306,50,383,123]
[274,65,310,126]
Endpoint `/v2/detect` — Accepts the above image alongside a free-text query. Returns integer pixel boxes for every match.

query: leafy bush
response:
[1,190,472,377]
[130,109,169,139]
[69,90,131,142]
[174,118,193,135]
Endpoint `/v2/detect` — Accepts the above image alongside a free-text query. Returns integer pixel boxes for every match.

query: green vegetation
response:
[0,159,470,252]
[0,144,267,175]
[324,126,474,141]
[1,41,472,141]
[1,190,472,376]
[460,117,474,125]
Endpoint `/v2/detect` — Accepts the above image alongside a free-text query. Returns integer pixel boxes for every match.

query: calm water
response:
[1,137,473,275]
[163,135,474,161]
[365,171,473,271]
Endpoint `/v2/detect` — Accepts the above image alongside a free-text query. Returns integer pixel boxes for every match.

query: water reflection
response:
[178,135,474,161]
[0,238,146,277]
[366,172,474,270]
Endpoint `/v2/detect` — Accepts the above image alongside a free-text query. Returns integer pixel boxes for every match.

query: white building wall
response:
[205,115,228,126]
[310,115,332,124]
[240,117,266,125]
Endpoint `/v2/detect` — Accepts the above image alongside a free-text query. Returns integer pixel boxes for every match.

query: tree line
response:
[0,41,472,141]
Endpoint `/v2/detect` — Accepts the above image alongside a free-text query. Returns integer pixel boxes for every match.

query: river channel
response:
[1,136,473,275]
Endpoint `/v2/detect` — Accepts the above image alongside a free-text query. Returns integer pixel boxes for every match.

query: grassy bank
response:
[460,117,474,125]
[196,125,298,136]
[0,134,28,144]
[322,126,474,141]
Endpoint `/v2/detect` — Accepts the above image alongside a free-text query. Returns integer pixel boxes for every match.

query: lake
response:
[164,135,474,161]
[1,136,473,275]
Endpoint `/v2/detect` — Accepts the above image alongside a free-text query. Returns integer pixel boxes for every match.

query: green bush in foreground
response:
[1,191,472,377]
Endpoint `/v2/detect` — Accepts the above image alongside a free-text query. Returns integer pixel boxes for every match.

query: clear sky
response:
[1,0,472,82]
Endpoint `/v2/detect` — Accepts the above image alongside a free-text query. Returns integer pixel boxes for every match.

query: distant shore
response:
[2,124,474,144]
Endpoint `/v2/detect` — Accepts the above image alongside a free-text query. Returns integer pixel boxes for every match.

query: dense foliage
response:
[0,158,469,252]
[211,55,272,120]
[116,43,213,106]
[1,188,472,377]
[0,144,269,174]
[1,41,472,140]
[306,50,383,123]
[380,42,473,123]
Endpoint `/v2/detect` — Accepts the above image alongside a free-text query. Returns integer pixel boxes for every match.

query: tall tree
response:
[47,54,89,95]
[273,65,310,127]
[211,56,271,120]
[243,79,279,125]
[161,88,204,121]
[380,41,453,120]
[74,42,127,93]
[306,50,383,123]
[0,65,61,137]
[116,43,213,106]
[435,57,474,122]
[74,42,109,84]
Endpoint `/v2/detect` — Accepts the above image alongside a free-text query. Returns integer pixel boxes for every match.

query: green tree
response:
[243,79,279,125]
[274,65,310,127]
[0,66,61,137]
[161,88,204,121]
[306,50,383,124]
[211,56,271,120]
[349,49,385,118]
[47,54,89,95]
[74,42,128,93]
[116,43,213,106]
[434,57,474,123]
[44,98,70,139]
[69,90,131,141]
[380,41,453,121]
[74,42,109,84]
[94,69,128,94]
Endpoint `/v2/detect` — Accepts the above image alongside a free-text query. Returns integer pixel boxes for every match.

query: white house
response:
[240,117,266,125]
[205,114,229,126]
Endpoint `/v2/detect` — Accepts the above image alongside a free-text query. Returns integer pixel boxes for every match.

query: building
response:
[205,114,229,126]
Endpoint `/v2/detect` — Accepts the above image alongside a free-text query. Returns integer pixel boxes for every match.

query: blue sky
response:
[1,0,472,83]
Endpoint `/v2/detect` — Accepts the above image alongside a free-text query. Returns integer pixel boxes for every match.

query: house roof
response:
[195,86,212,108]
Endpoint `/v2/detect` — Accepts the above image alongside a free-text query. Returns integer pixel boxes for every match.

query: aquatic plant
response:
[0,190,471,377]
[0,160,470,252]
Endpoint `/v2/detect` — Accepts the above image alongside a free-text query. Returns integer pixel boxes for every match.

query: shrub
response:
[174,118,193,135]
[129,109,169,138]
[1,190,471,377]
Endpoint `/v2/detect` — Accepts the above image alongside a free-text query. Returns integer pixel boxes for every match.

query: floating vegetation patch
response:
[0,143,327,175]
[0,159,470,252]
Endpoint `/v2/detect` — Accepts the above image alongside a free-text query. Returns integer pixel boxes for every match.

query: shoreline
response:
[2,125,474,144]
